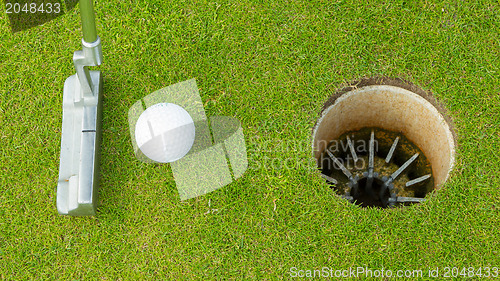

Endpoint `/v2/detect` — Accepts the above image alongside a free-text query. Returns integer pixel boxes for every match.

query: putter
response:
[57,0,103,216]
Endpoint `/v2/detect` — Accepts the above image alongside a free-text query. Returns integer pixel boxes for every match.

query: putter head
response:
[57,38,103,216]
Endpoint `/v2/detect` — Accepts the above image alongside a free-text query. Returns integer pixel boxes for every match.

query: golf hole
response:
[312,78,456,208]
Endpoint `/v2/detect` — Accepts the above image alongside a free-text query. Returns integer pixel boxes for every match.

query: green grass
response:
[1,0,499,279]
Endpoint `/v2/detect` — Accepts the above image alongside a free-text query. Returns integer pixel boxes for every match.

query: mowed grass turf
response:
[0,0,499,279]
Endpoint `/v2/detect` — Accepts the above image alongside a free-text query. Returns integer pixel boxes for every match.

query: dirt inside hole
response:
[321,127,434,205]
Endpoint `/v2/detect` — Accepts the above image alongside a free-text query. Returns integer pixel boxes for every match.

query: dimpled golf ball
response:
[135,103,195,163]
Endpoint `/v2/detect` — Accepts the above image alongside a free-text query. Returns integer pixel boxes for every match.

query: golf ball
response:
[135,103,195,163]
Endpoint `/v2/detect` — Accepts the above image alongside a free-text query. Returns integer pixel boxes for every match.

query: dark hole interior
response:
[352,178,390,208]
[320,127,434,208]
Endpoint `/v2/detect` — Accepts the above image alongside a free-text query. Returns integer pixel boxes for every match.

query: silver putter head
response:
[57,37,103,216]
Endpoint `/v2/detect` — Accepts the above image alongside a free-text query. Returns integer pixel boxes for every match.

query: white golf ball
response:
[135,103,195,163]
